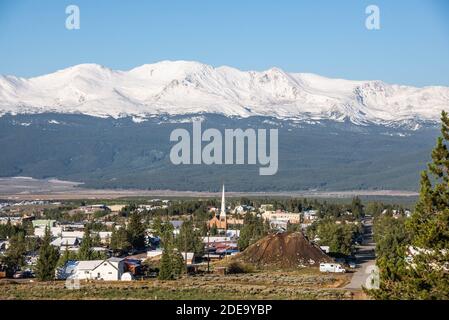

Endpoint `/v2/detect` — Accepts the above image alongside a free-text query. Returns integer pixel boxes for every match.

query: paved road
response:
[345,218,376,290]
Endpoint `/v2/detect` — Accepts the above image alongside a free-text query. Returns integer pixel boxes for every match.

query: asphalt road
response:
[345,218,376,290]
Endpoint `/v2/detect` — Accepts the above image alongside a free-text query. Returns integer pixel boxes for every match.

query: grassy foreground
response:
[0,270,354,300]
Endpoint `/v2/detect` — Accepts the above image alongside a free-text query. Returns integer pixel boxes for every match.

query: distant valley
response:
[0,113,438,192]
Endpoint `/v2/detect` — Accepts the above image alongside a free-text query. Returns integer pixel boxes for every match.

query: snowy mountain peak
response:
[0,60,448,127]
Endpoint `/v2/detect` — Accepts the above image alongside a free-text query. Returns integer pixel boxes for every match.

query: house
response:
[303,210,319,222]
[34,226,62,238]
[32,219,56,228]
[98,231,112,244]
[61,231,85,239]
[233,205,255,215]
[262,210,300,224]
[269,218,289,231]
[0,217,22,226]
[58,257,125,281]
[225,229,240,239]
[208,215,227,230]
[51,237,80,248]
[259,204,274,213]
[107,204,127,213]
[180,252,195,265]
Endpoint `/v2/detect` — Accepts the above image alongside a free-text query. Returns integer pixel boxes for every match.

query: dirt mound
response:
[236,232,333,269]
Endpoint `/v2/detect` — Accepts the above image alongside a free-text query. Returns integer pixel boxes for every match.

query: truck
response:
[319,263,346,273]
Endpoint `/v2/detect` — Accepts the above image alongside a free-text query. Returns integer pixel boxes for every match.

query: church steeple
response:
[219,184,226,221]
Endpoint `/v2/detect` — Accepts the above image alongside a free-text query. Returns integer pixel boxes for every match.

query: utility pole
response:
[184,233,188,276]
[207,228,210,273]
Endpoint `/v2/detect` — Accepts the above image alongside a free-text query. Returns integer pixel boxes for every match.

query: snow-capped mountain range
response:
[1,60,448,127]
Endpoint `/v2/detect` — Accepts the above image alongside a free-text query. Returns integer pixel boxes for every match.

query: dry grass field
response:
[0,270,354,300]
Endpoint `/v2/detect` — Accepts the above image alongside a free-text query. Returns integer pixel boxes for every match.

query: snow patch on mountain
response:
[0,60,448,128]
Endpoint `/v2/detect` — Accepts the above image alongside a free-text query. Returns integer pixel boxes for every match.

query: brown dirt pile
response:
[237,232,333,269]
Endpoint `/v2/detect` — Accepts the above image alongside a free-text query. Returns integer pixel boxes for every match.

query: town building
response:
[58,257,125,281]
[208,184,227,230]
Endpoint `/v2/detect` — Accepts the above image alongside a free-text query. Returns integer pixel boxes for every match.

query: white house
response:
[262,211,301,224]
[98,231,113,244]
[61,231,85,239]
[225,229,240,238]
[51,237,80,248]
[58,257,125,281]
[34,226,62,238]
[303,210,319,222]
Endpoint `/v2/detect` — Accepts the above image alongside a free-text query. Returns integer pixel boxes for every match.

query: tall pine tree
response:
[35,227,59,281]
[372,111,449,299]
[127,212,146,250]
[78,227,94,260]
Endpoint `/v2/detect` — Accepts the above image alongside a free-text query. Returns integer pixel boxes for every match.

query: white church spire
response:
[220,184,226,220]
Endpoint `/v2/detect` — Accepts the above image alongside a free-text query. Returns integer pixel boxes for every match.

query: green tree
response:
[308,219,360,256]
[372,214,410,292]
[35,227,59,281]
[238,214,269,250]
[1,232,27,274]
[172,251,185,278]
[151,216,163,238]
[176,219,204,255]
[127,212,146,249]
[351,196,364,219]
[78,227,94,260]
[371,111,449,299]
[110,226,131,255]
[158,228,175,280]
[158,248,173,280]
[58,243,77,267]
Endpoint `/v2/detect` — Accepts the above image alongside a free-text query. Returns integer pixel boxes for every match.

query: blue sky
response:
[0,0,448,86]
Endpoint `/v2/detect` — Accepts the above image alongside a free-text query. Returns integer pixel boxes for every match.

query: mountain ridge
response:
[1,60,448,127]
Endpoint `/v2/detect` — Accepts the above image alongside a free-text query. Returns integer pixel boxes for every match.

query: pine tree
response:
[351,196,364,218]
[151,216,163,238]
[403,110,449,299]
[58,243,77,267]
[1,232,27,274]
[158,248,173,280]
[172,251,185,278]
[78,227,94,260]
[35,227,59,281]
[176,219,204,255]
[110,226,131,255]
[158,228,174,280]
[371,111,449,299]
[127,212,146,249]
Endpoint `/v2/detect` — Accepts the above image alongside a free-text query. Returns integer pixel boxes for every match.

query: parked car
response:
[12,270,34,279]
[348,261,357,269]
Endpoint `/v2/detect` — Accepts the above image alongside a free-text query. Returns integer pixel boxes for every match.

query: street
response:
[345,217,376,290]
